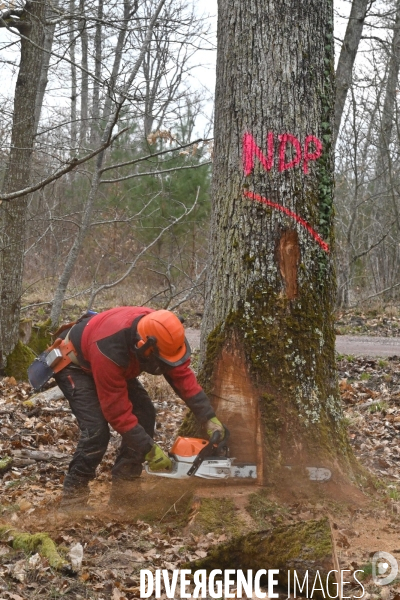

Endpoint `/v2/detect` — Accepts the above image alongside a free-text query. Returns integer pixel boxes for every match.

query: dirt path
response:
[186,328,400,357]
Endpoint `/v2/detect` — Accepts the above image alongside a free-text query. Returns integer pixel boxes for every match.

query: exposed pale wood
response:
[210,332,261,468]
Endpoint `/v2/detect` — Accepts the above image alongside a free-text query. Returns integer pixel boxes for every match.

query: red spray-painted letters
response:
[243,132,322,176]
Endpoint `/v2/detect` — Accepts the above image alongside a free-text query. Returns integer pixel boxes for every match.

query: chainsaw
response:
[144,430,332,482]
[144,430,257,480]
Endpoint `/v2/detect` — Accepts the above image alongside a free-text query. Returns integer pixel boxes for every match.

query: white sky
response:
[0,0,379,138]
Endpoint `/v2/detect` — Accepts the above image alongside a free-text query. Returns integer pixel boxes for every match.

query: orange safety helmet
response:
[136,310,191,367]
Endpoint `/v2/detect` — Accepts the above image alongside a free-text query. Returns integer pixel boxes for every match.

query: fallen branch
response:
[12,449,69,462]
[0,527,69,571]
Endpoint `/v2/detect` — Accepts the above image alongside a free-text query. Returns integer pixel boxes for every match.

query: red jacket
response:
[73,307,207,434]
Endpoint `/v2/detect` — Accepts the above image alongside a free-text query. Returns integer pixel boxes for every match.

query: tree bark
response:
[374,0,400,233]
[0,0,46,366]
[33,1,58,133]
[70,0,78,151]
[200,0,350,482]
[333,0,370,147]
[79,0,89,147]
[89,0,103,148]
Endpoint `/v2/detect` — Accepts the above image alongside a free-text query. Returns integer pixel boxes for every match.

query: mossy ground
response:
[191,497,244,537]
[246,492,290,528]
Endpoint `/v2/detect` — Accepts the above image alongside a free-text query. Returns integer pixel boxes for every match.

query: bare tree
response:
[0,0,47,366]
[334,0,372,145]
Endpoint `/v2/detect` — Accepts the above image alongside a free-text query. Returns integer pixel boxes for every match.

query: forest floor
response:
[1,357,400,599]
[1,310,400,598]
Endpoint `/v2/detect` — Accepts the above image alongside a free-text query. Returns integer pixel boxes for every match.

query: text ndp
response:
[243,132,322,176]
[242,132,329,253]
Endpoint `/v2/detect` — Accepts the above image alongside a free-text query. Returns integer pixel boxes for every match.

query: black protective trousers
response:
[54,365,156,491]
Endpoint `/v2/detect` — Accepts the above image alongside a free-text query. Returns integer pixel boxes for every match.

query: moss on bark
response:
[5,340,36,381]
[199,274,353,477]
[27,318,52,355]
[191,497,244,537]
[187,517,336,599]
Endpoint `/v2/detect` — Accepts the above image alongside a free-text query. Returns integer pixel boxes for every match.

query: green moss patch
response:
[187,518,335,599]
[5,340,36,381]
[246,492,289,528]
[0,456,13,476]
[0,527,68,570]
[28,318,52,355]
[193,497,244,536]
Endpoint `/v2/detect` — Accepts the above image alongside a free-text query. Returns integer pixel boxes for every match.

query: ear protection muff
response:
[135,335,158,359]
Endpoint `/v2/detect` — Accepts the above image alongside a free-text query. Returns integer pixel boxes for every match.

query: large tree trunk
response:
[333,0,370,146]
[200,0,351,483]
[0,0,46,366]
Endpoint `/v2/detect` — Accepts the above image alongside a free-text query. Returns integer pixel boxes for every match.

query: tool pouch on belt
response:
[28,335,79,391]
[28,311,96,390]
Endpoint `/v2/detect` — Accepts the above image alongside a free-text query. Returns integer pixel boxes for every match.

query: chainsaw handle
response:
[187,426,230,477]
[209,430,222,445]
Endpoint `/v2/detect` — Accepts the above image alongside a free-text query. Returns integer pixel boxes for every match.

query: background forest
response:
[0,0,399,339]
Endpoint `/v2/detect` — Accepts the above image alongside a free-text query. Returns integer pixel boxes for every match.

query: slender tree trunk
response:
[200,0,351,482]
[0,0,46,366]
[334,0,370,146]
[70,0,78,151]
[101,0,131,123]
[79,0,89,147]
[89,0,103,148]
[375,0,400,191]
[33,0,58,133]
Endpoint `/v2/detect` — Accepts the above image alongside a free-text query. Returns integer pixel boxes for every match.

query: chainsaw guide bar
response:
[145,456,257,479]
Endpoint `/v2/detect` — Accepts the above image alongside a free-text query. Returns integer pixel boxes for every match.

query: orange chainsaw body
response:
[170,436,208,457]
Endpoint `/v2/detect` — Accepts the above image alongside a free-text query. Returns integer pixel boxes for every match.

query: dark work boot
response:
[59,476,91,511]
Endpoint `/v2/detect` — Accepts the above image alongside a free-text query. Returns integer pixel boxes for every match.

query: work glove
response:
[206,416,225,440]
[145,443,172,472]
[121,424,153,460]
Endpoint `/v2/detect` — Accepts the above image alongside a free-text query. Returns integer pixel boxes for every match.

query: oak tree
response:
[200,0,351,482]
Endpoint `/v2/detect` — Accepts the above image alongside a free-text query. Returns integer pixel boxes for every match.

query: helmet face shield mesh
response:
[137,351,173,375]
[156,337,191,367]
